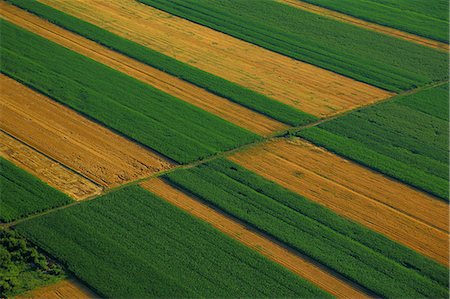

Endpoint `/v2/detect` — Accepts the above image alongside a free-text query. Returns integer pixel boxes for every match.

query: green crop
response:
[15,185,330,298]
[300,0,449,43]
[0,158,72,222]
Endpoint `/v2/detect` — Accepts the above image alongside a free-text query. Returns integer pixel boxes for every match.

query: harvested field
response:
[1,3,285,136]
[16,279,97,299]
[229,138,449,266]
[0,132,101,200]
[0,75,173,188]
[142,178,370,298]
[38,0,392,118]
[279,0,448,52]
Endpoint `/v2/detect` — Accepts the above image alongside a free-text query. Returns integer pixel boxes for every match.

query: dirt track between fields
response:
[142,178,372,298]
[0,75,173,188]
[16,278,97,299]
[230,139,449,266]
[0,132,101,200]
[38,0,392,118]
[279,0,449,52]
[1,2,286,136]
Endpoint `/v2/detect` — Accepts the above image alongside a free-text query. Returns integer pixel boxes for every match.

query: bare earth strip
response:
[1,3,286,136]
[142,178,371,299]
[0,132,101,200]
[0,75,173,188]
[38,0,392,118]
[230,139,449,266]
[15,278,97,299]
[279,0,449,52]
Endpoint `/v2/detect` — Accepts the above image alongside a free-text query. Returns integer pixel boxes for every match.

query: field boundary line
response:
[3,79,448,229]
[277,0,449,52]
[0,129,103,190]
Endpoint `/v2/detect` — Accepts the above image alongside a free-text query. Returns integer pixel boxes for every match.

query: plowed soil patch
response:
[0,132,101,200]
[16,279,97,299]
[230,139,449,266]
[142,178,370,298]
[279,0,448,52]
[0,75,173,188]
[1,3,285,136]
[38,0,392,118]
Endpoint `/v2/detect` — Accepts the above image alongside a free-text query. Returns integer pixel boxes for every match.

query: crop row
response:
[5,0,316,127]
[1,20,258,164]
[298,83,449,200]
[15,185,329,298]
[300,0,449,43]
[163,158,448,298]
[0,158,71,222]
[138,0,448,92]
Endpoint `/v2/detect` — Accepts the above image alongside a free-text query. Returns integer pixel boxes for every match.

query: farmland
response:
[230,139,449,265]
[0,158,72,222]
[138,0,448,92]
[31,0,392,119]
[0,132,101,200]
[163,158,448,298]
[142,178,369,298]
[1,0,449,298]
[4,0,314,126]
[295,0,449,43]
[2,20,259,164]
[1,0,288,134]
[1,74,172,187]
[298,83,449,200]
[15,186,329,298]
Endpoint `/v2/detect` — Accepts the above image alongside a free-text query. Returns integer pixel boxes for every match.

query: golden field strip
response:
[38,0,392,118]
[279,0,449,52]
[0,75,173,188]
[0,132,101,200]
[142,178,371,298]
[230,139,449,266]
[16,279,97,299]
[1,2,286,136]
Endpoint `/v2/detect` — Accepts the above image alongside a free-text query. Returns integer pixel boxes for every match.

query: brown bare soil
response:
[279,0,449,52]
[229,138,449,266]
[38,0,392,118]
[15,279,97,299]
[0,132,101,200]
[0,75,173,188]
[1,3,286,136]
[142,178,371,298]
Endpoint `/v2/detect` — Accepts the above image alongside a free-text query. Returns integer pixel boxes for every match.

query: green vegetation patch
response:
[0,228,66,298]
[15,185,329,298]
[0,158,72,223]
[5,0,316,126]
[300,0,449,43]
[1,20,259,164]
[138,0,448,92]
[298,83,449,200]
[163,158,448,298]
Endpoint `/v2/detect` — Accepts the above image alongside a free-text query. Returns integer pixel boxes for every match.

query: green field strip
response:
[298,0,449,43]
[298,83,449,201]
[14,185,330,298]
[0,158,72,223]
[162,158,449,298]
[5,0,316,127]
[1,19,260,164]
[138,0,448,92]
